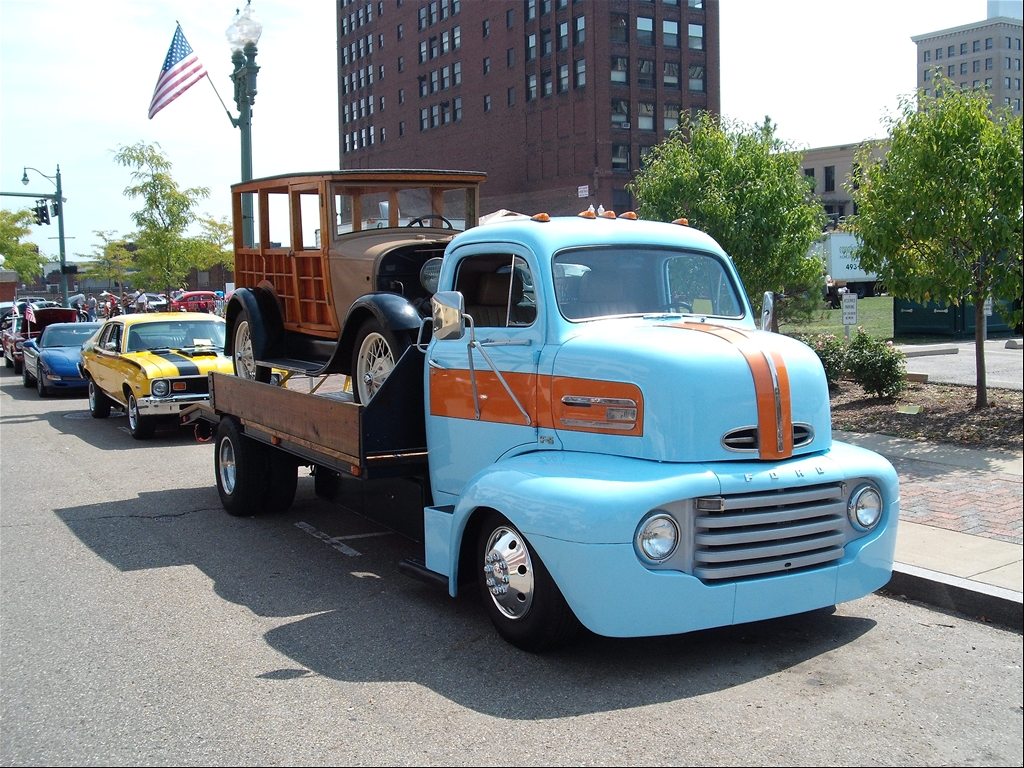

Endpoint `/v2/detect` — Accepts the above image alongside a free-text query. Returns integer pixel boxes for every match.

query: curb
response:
[882,562,1023,634]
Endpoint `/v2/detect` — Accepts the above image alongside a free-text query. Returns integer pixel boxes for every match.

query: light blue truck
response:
[196,193,899,652]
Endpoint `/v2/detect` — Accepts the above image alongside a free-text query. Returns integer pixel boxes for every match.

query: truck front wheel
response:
[351,318,409,404]
[232,308,272,383]
[476,511,582,652]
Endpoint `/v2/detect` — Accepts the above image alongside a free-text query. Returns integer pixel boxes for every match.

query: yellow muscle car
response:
[79,312,235,439]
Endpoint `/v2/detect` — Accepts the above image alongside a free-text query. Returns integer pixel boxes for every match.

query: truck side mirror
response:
[760,291,774,331]
[431,291,466,340]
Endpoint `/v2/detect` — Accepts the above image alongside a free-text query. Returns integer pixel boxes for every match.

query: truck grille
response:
[691,482,845,581]
[722,423,814,452]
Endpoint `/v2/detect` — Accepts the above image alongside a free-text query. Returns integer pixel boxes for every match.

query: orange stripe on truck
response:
[429,368,644,436]
[665,323,793,460]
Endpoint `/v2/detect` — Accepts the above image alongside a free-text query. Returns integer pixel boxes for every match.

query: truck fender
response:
[337,292,425,368]
[224,286,286,360]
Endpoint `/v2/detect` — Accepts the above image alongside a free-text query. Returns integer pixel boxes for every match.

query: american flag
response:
[148,25,207,119]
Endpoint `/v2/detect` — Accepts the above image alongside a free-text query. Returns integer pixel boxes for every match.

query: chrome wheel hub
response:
[218,438,237,493]
[483,526,534,619]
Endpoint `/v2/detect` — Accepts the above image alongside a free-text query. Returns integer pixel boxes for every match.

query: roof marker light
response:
[578,204,597,219]
[672,218,690,226]
[531,212,551,222]
[620,211,638,220]
[600,209,617,219]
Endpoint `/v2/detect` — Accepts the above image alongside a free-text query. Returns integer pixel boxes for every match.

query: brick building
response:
[336,0,720,215]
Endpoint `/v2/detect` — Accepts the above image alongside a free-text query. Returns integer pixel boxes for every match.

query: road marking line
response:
[294,523,392,556]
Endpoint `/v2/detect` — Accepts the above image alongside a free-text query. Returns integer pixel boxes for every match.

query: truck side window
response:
[457,255,536,328]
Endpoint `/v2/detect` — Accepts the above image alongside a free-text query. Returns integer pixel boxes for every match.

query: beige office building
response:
[912,1,1023,114]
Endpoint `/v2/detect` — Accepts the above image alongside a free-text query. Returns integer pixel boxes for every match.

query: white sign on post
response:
[842,292,858,335]
[983,297,993,316]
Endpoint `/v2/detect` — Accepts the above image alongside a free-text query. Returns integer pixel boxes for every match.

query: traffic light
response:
[33,200,50,226]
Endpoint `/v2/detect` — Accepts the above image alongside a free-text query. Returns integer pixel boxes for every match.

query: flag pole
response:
[173,20,238,129]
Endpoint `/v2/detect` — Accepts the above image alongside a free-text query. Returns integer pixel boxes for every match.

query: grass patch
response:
[780,296,894,340]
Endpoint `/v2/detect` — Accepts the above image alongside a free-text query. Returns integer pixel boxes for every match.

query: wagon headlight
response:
[636,513,679,562]
[151,379,170,397]
[848,484,883,531]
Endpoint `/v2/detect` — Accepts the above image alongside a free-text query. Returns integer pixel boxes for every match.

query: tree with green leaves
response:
[113,141,211,292]
[78,231,136,294]
[850,75,1023,408]
[627,113,827,329]
[0,208,47,282]
[192,215,234,271]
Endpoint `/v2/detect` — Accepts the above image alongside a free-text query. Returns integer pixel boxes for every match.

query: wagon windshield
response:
[553,247,744,321]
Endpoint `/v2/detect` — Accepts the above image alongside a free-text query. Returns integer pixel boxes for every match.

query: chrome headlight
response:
[848,484,883,531]
[151,379,170,397]
[636,513,679,562]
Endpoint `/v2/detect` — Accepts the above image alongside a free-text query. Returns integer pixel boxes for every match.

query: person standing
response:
[136,291,148,314]
[86,294,98,320]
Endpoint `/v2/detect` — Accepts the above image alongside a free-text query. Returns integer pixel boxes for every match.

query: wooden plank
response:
[211,373,361,458]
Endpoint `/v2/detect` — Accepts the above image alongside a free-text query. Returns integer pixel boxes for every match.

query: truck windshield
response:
[554,247,744,321]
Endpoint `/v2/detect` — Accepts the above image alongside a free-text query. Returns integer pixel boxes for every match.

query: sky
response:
[0,0,989,268]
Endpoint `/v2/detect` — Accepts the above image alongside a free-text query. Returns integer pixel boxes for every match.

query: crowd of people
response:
[84,290,226,319]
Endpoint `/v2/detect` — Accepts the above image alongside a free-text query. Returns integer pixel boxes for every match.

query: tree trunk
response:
[974,296,988,409]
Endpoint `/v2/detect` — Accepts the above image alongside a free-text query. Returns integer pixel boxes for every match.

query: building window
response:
[453,60,461,85]
[527,73,538,101]
[430,35,438,58]
[688,0,703,7]
[429,0,438,25]
[526,0,536,21]
[418,6,427,30]
[611,13,628,43]
[986,37,993,50]
[526,33,537,61]
[420,108,429,130]
[611,144,630,172]
[936,47,943,60]
[974,59,981,72]
[663,20,679,48]
[419,40,427,63]
[962,62,969,74]
[397,23,403,40]
[508,86,515,105]
[663,60,680,89]
[559,63,569,92]
[441,65,450,89]
[574,58,586,87]
[399,120,405,137]
[961,42,968,54]
[484,56,490,75]
[442,29,451,55]
[611,99,629,128]
[419,74,429,97]
[441,101,450,125]
[948,64,954,77]
[431,69,439,92]
[986,57,993,70]
[638,101,655,130]
[452,24,461,49]
[639,145,655,166]
[574,15,585,45]
[540,0,551,15]
[688,23,704,50]
[923,50,931,62]
[824,165,835,193]
[663,103,679,131]
[508,48,515,67]
[484,93,491,112]
[541,28,552,56]
[431,104,440,127]
[398,55,404,72]
[483,19,489,37]
[637,17,654,46]
[558,21,569,50]
[542,69,552,96]
[507,8,514,27]
[689,64,704,92]
[973,40,981,52]
[638,58,655,87]
[398,88,405,104]
[611,56,629,84]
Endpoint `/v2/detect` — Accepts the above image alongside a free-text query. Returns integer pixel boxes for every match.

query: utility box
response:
[893,297,1017,338]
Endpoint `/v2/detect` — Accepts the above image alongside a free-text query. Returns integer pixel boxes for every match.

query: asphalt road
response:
[900,338,1023,391]
[1,369,1021,766]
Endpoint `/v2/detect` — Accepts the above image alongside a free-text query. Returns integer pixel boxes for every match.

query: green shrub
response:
[799,332,847,389]
[845,328,907,399]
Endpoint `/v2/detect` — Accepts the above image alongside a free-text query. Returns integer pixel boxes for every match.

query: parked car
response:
[2,302,79,374]
[21,321,103,396]
[170,291,218,313]
[79,312,235,439]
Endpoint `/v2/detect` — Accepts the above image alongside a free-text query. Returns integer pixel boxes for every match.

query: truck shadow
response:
[54,483,875,720]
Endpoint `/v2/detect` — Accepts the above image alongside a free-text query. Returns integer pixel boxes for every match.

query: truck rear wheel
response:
[476,511,582,652]
[215,417,270,516]
[351,318,409,404]
[232,308,272,383]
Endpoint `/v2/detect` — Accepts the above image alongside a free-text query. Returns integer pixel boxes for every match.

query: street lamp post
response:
[226,3,263,248]
[21,166,69,307]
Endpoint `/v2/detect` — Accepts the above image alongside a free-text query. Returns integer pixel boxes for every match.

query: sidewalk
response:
[837,430,1023,633]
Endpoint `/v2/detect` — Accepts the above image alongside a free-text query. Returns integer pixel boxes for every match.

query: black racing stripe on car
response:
[150,352,202,376]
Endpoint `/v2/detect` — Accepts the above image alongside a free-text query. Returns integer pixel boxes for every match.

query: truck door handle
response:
[428,358,446,369]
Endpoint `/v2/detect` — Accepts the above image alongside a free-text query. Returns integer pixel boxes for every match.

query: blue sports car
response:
[21,322,102,397]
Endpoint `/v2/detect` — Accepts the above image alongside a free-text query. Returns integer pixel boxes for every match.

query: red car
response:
[2,302,80,374]
[170,291,219,313]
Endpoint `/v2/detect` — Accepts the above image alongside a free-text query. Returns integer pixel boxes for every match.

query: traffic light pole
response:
[1,165,69,307]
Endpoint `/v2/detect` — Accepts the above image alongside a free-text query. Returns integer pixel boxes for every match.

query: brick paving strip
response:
[889,455,1023,546]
